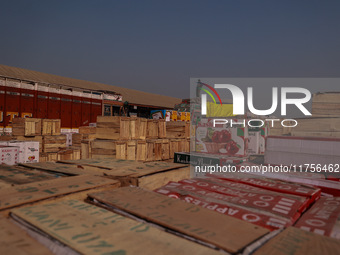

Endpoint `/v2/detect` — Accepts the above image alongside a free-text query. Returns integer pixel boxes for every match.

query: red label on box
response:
[162,181,301,222]
[155,187,291,230]
[295,197,340,238]
[209,173,321,202]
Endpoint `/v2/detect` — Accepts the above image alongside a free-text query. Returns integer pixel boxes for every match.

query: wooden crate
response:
[161,139,170,160]
[82,133,96,140]
[78,126,96,134]
[154,139,162,161]
[39,152,58,162]
[139,118,147,139]
[96,116,130,140]
[90,139,116,159]
[169,139,180,159]
[72,133,82,146]
[130,117,147,139]
[81,140,90,159]
[116,141,127,159]
[130,118,139,140]
[136,140,146,161]
[185,138,190,152]
[146,139,155,161]
[126,140,137,160]
[158,119,166,138]
[39,152,47,162]
[166,121,189,139]
[42,135,67,153]
[146,119,158,138]
[12,118,41,136]
[42,119,61,135]
[178,138,186,152]
[57,148,80,161]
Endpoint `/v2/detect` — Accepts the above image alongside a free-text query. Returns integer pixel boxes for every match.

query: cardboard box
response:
[195,119,248,157]
[24,141,39,163]
[0,146,19,165]
[8,141,25,163]
[295,197,340,239]
[180,112,186,121]
[248,131,260,154]
[8,141,39,163]
[259,126,267,154]
[171,111,177,121]
[265,136,340,165]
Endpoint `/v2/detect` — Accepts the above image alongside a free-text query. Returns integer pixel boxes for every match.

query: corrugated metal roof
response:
[0,64,181,108]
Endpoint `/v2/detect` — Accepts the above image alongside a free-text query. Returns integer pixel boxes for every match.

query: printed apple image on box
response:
[195,119,248,157]
[25,141,39,163]
[0,146,19,165]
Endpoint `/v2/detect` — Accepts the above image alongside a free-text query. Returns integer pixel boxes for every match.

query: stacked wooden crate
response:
[288,93,340,138]
[11,118,80,162]
[88,116,190,161]
[77,126,96,159]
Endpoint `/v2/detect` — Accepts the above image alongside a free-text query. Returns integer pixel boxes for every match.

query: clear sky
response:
[0,0,339,98]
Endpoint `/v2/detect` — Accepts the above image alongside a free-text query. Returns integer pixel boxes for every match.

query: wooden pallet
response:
[96,116,130,140]
[146,119,159,138]
[166,121,189,138]
[78,126,96,134]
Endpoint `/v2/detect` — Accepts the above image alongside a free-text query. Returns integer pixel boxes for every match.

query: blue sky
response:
[1,0,339,98]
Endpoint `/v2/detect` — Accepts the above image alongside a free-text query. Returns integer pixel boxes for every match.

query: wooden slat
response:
[0,216,53,255]
[0,175,119,211]
[88,186,268,254]
[252,227,340,255]
[11,200,221,255]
